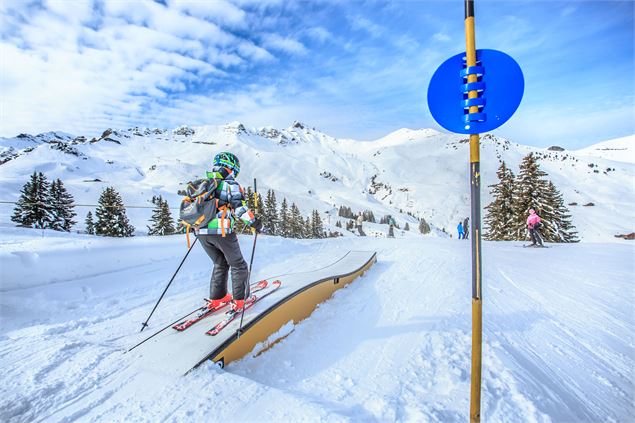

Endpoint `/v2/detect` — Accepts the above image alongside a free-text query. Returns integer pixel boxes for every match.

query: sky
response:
[0,0,633,149]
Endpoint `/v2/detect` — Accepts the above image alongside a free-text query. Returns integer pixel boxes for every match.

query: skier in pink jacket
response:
[526,209,544,247]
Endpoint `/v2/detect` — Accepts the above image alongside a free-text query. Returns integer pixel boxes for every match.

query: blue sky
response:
[1,0,633,148]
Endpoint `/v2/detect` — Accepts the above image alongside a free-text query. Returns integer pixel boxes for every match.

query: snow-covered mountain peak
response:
[222,121,248,135]
[382,127,442,141]
[0,123,633,241]
[13,131,75,144]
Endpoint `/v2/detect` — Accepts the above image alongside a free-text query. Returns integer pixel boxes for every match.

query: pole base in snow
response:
[470,297,482,423]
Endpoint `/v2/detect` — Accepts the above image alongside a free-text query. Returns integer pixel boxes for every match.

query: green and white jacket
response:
[200,170,256,235]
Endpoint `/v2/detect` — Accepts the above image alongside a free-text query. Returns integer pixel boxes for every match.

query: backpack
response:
[178,178,220,243]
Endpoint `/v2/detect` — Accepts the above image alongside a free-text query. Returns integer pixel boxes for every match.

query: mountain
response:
[576,134,635,164]
[1,123,633,241]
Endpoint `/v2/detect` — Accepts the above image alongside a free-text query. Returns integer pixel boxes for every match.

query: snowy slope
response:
[576,134,635,164]
[1,123,634,241]
[0,228,633,422]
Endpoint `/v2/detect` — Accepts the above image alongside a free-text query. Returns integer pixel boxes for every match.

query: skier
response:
[198,152,264,313]
[526,209,544,247]
[387,215,395,238]
[356,212,366,236]
[457,222,464,240]
[463,217,469,240]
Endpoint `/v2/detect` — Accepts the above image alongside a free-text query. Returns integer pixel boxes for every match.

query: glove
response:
[252,218,264,233]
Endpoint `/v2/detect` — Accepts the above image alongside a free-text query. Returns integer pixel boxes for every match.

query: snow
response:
[1,124,634,421]
[1,228,633,422]
[576,134,635,164]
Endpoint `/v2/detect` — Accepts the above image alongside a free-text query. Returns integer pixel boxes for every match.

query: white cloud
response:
[102,1,153,26]
[43,0,94,24]
[0,0,286,137]
[169,0,247,28]
[144,1,235,46]
[349,15,383,37]
[305,26,332,43]
[433,32,450,42]
[261,33,307,56]
[237,41,275,62]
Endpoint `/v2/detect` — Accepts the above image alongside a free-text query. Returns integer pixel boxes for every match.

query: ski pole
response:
[237,178,258,338]
[140,236,198,332]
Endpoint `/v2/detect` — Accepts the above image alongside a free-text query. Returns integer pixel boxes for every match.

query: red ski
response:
[206,280,281,336]
[172,280,269,331]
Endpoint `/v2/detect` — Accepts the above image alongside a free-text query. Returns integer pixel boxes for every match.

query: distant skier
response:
[198,152,264,313]
[526,209,544,247]
[457,222,464,240]
[387,215,395,238]
[463,217,469,240]
[356,212,366,236]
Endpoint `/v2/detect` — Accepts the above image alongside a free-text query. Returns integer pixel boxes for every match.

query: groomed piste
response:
[128,250,377,375]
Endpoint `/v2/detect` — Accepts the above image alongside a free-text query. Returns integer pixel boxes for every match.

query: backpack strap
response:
[219,205,227,237]
[184,223,192,248]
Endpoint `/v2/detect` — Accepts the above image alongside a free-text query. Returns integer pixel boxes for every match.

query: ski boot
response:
[230,299,245,313]
[207,293,232,310]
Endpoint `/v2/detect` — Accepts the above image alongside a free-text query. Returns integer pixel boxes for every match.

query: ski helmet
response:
[529,208,536,214]
[213,152,240,176]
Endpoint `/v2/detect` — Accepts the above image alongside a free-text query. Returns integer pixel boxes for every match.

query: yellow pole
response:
[465,1,483,422]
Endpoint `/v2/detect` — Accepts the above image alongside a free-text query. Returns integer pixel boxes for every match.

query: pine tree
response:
[484,162,516,240]
[148,196,175,236]
[263,189,278,235]
[309,212,316,238]
[511,153,550,240]
[543,181,579,242]
[11,172,53,229]
[289,203,303,238]
[279,198,289,237]
[311,210,324,238]
[304,216,311,239]
[255,192,263,212]
[363,210,376,223]
[95,187,135,237]
[49,179,77,232]
[260,189,270,232]
[85,211,95,235]
[338,206,354,218]
[419,217,430,234]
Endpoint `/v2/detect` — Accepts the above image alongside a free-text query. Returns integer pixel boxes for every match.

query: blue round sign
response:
[427,49,524,134]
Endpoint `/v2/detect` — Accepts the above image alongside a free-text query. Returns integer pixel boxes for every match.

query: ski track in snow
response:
[1,230,634,422]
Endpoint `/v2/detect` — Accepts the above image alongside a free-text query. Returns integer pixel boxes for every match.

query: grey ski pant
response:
[199,233,249,300]
[529,228,543,246]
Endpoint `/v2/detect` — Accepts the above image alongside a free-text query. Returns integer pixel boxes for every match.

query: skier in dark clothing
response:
[198,152,264,313]
[387,215,395,238]
[463,217,469,240]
